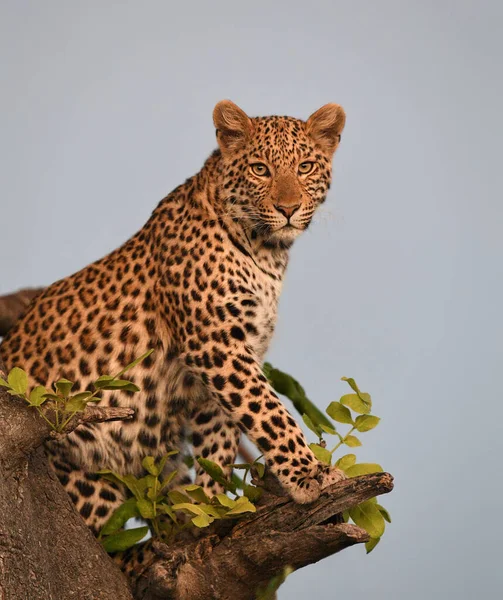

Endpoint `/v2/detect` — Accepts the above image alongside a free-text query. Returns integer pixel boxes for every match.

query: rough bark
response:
[134,472,393,600]
[0,288,394,599]
[0,365,135,600]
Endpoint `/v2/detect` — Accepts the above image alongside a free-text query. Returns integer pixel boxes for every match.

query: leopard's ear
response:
[306,104,346,154]
[213,100,253,153]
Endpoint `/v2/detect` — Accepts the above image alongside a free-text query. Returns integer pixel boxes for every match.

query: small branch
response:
[133,472,394,600]
[53,406,134,436]
[0,375,134,466]
[50,406,135,437]
[0,287,42,336]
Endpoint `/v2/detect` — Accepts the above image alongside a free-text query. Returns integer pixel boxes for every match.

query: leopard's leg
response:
[182,345,345,504]
[190,402,241,496]
[48,450,127,535]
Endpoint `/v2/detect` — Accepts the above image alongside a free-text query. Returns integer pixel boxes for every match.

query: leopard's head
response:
[213,100,346,247]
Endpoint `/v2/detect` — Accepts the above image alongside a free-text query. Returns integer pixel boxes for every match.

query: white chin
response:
[273,226,302,241]
[268,225,302,248]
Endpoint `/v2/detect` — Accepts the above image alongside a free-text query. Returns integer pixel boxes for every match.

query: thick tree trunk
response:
[0,288,394,599]
[0,371,135,600]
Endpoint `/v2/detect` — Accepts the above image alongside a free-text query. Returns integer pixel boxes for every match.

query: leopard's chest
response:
[241,268,283,359]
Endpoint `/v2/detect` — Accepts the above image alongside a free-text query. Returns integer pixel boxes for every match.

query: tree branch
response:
[133,472,394,600]
[0,287,42,336]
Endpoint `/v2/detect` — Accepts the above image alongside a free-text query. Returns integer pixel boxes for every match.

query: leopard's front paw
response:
[286,476,321,504]
[278,463,347,504]
[317,465,347,489]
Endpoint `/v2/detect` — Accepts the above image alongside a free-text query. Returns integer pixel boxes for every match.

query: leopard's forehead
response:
[246,116,314,162]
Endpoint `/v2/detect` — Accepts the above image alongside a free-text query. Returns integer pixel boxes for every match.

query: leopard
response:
[0,100,347,566]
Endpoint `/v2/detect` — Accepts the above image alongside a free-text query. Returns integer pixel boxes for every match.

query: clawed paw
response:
[287,477,321,504]
[317,465,347,488]
[283,465,347,504]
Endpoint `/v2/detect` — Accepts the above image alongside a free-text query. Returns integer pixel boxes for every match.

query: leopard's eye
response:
[298,161,315,175]
[250,163,270,177]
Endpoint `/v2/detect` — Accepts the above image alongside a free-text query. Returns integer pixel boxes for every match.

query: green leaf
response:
[344,435,362,447]
[28,385,48,406]
[197,458,236,493]
[231,472,244,490]
[41,392,60,401]
[115,348,154,377]
[97,379,140,393]
[309,443,332,465]
[94,375,114,389]
[55,378,74,398]
[253,462,265,479]
[266,366,305,398]
[70,391,93,403]
[156,450,179,473]
[97,470,143,499]
[215,494,236,508]
[171,502,217,522]
[302,413,323,438]
[161,470,179,491]
[228,463,251,470]
[225,496,256,516]
[191,513,213,528]
[345,463,383,477]
[340,393,371,414]
[183,484,211,504]
[142,456,160,476]
[0,376,10,388]
[101,526,149,553]
[326,402,353,425]
[262,362,273,379]
[265,364,335,431]
[349,500,385,538]
[341,377,362,396]
[377,504,392,523]
[100,497,140,536]
[365,536,381,553]
[65,395,91,412]
[197,503,223,518]
[354,415,380,432]
[167,490,191,504]
[243,485,263,502]
[8,367,28,395]
[159,503,178,523]
[137,498,156,520]
[335,454,357,471]
[320,423,337,435]
[142,451,177,478]
[96,470,127,488]
[342,378,372,406]
[65,391,95,412]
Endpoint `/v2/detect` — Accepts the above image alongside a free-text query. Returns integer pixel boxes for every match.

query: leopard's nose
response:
[274,203,301,219]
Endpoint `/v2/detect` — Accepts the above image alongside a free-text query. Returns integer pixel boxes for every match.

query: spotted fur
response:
[0,101,347,540]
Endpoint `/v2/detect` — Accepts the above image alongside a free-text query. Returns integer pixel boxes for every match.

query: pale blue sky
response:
[1,1,502,598]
